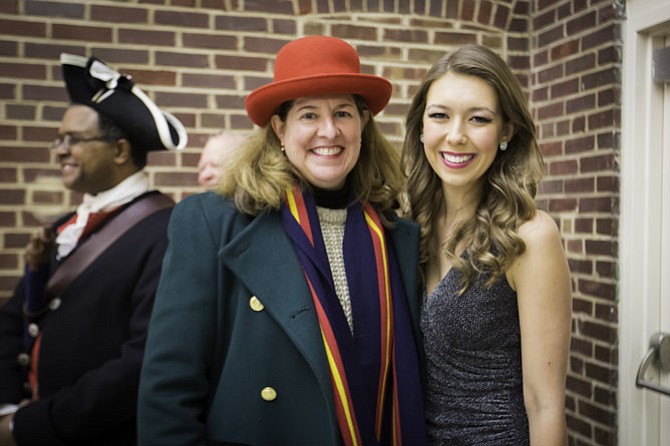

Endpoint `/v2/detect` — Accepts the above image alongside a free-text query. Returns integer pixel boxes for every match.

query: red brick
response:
[0,146,50,163]
[0,40,18,57]
[549,160,578,175]
[273,18,297,34]
[582,24,619,51]
[0,0,18,13]
[594,303,617,322]
[90,5,148,23]
[384,29,430,43]
[434,32,477,45]
[155,10,209,28]
[477,1,493,25]
[25,0,83,17]
[565,177,594,194]
[569,259,593,275]
[579,318,616,342]
[119,29,175,46]
[596,176,618,193]
[566,375,593,398]
[0,62,47,80]
[245,0,294,14]
[0,168,17,183]
[154,171,198,187]
[53,24,113,42]
[0,189,24,204]
[572,116,586,133]
[582,67,619,91]
[574,217,594,233]
[579,197,617,213]
[566,54,597,76]
[581,153,616,172]
[7,104,35,120]
[332,24,376,40]
[593,384,616,406]
[537,64,564,84]
[493,5,510,28]
[243,36,288,54]
[578,398,616,425]
[567,94,596,114]
[182,73,236,89]
[155,51,209,68]
[537,102,563,120]
[154,92,207,108]
[24,42,83,60]
[567,10,597,35]
[183,33,237,50]
[538,23,564,47]
[89,48,149,65]
[461,0,475,21]
[215,55,266,71]
[0,211,16,227]
[549,198,578,212]
[214,95,246,109]
[584,240,617,257]
[215,15,267,31]
[0,19,46,37]
[533,9,556,30]
[587,110,620,130]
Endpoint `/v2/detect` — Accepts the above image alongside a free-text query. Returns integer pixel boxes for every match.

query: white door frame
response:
[619,1,670,444]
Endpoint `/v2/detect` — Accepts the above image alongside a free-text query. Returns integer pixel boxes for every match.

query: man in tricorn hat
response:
[0,53,187,445]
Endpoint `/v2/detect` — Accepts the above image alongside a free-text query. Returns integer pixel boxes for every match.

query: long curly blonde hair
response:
[220,95,403,224]
[400,44,545,292]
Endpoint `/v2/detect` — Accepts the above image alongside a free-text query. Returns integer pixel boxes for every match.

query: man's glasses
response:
[51,134,111,150]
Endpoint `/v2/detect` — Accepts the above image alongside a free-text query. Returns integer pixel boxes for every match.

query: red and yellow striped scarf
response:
[281,185,426,446]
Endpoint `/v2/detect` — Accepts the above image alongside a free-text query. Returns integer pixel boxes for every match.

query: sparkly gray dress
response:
[421,265,529,445]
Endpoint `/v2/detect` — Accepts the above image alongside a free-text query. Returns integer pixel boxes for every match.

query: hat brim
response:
[245,73,392,127]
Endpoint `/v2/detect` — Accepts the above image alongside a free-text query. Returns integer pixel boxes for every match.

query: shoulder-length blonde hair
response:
[400,44,545,292]
[220,95,403,224]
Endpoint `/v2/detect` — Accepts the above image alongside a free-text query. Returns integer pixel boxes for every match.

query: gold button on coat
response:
[260,387,277,401]
[249,296,264,312]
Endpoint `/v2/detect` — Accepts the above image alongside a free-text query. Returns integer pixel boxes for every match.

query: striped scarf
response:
[281,185,427,446]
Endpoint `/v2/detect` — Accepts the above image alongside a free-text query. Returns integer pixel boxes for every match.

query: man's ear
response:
[113,138,132,165]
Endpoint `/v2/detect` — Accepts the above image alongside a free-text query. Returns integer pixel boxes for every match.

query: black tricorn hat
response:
[60,53,187,151]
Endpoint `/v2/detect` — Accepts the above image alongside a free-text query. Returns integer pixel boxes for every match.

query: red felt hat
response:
[245,36,392,127]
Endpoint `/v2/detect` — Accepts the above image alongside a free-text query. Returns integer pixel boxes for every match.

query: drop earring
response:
[419,134,424,143]
[499,141,508,151]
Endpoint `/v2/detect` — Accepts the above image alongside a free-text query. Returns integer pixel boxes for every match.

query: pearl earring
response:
[499,141,508,151]
[419,134,424,143]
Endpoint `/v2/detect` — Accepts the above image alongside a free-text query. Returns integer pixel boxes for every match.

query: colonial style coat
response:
[138,191,423,446]
[0,191,172,446]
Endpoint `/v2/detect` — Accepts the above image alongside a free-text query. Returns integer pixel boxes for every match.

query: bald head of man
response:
[197,131,247,190]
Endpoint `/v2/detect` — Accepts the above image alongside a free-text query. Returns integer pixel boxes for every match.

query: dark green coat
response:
[138,192,422,446]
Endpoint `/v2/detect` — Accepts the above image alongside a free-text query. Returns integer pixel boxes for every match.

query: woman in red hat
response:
[138,36,427,446]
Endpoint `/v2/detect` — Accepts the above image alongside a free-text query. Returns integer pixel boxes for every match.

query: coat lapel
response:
[387,217,421,329]
[218,212,332,395]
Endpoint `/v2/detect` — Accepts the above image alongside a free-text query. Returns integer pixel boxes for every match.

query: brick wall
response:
[530,1,622,444]
[0,0,621,444]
